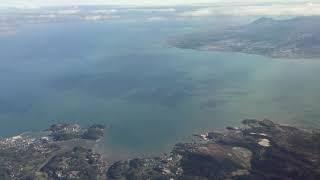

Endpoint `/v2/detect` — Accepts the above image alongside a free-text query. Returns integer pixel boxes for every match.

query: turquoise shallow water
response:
[0,19,320,157]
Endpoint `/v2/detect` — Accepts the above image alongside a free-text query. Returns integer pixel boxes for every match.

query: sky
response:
[0,0,318,8]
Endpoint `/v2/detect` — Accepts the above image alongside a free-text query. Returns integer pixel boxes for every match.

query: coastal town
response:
[0,123,107,179]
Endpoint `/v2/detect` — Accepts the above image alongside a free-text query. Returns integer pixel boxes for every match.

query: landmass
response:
[172,16,320,59]
[1,119,319,179]
[0,123,107,179]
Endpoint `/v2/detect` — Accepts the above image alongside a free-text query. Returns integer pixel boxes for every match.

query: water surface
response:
[0,19,320,157]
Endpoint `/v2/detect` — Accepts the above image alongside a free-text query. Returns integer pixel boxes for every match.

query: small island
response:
[172,16,320,59]
[0,120,319,179]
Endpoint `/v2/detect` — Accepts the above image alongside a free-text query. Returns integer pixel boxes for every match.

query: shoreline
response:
[0,119,319,179]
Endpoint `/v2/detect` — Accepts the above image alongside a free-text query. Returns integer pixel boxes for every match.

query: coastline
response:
[0,119,319,179]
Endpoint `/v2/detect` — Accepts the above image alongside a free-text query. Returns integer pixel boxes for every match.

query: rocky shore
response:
[107,119,320,180]
[0,119,319,179]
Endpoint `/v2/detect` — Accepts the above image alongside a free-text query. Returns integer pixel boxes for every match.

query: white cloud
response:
[179,2,320,17]
[91,9,118,14]
[83,15,120,21]
[38,14,56,18]
[146,16,167,21]
[1,0,320,17]
[179,8,213,17]
[127,8,177,12]
[0,0,214,8]
[1,1,319,8]
[57,9,80,15]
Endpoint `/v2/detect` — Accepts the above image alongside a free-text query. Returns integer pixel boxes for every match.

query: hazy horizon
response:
[1,0,319,8]
[1,1,320,18]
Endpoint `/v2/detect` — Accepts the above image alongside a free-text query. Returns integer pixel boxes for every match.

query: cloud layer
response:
[180,2,320,17]
[1,0,319,8]
[1,1,320,17]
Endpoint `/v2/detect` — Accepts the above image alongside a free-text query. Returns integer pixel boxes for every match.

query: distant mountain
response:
[173,16,320,59]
